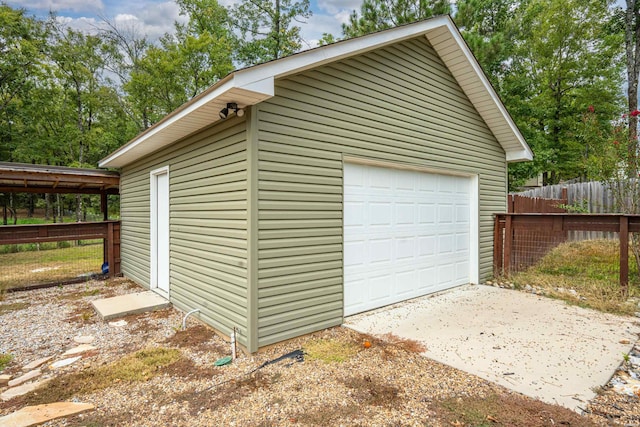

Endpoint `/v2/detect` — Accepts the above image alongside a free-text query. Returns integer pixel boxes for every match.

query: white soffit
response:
[100,16,532,168]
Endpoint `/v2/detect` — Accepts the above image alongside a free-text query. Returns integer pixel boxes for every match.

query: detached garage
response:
[99,16,532,353]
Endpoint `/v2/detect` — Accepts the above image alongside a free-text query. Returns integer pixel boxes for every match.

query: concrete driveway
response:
[344,285,640,411]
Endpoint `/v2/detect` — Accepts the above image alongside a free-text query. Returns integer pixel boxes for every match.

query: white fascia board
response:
[506,149,534,163]
[438,20,533,163]
[99,76,275,168]
[236,76,275,98]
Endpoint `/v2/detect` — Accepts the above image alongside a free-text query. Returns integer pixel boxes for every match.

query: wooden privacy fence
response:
[494,213,640,296]
[508,188,567,213]
[0,221,121,277]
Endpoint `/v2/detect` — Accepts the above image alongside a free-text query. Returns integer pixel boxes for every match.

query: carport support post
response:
[101,192,108,221]
[620,215,629,298]
[107,222,115,278]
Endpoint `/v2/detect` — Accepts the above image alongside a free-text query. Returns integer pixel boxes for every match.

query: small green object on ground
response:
[214,356,232,366]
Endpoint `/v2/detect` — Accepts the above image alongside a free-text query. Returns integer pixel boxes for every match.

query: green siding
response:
[119,117,250,346]
[255,36,507,347]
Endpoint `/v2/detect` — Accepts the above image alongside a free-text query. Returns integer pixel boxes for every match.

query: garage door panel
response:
[344,162,473,316]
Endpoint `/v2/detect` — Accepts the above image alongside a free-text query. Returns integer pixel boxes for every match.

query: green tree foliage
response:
[454,0,518,88]
[125,0,233,128]
[342,0,450,38]
[0,5,49,162]
[509,0,623,185]
[229,0,312,65]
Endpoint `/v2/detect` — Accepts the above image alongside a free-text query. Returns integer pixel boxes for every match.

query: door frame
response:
[150,165,170,298]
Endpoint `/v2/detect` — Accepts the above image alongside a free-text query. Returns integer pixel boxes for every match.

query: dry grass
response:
[0,301,30,315]
[304,338,360,363]
[341,374,400,407]
[434,393,599,427]
[511,239,639,315]
[22,347,182,405]
[378,332,427,353]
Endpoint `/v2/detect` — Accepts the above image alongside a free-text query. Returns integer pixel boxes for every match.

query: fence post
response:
[504,214,513,276]
[493,215,503,278]
[620,216,629,298]
[107,222,115,279]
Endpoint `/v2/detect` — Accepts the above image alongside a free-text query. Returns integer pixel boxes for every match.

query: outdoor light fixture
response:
[219,102,245,119]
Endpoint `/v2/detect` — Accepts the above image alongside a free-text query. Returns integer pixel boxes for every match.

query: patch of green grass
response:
[304,339,360,363]
[0,243,102,290]
[24,347,182,405]
[0,353,13,372]
[511,239,639,315]
[0,302,30,315]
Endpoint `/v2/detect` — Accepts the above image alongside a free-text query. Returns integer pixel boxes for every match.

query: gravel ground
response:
[0,279,635,426]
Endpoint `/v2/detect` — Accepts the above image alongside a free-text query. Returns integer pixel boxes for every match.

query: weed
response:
[0,302,30,315]
[623,352,631,362]
[23,347,181,405]
[379,333,426,353]
[0,353,13,372]
[304,338,360,363]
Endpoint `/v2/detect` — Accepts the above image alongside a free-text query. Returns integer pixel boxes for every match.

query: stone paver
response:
[0,402,94,427]
[7,369,41,387]
[1,379,50,401]
[62,344,96,356]
[22,356,53,371]
[0,374,11,386]
[73,335,95,344]
[50,356,81,369]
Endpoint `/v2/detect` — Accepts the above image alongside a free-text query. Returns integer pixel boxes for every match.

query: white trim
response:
[469,174,480,284]
[150,165,170,298]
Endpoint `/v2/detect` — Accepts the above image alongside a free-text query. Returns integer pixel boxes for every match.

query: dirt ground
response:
[0,278,636,426]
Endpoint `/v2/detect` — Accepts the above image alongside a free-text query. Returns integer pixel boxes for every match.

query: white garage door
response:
[344,162,475,316]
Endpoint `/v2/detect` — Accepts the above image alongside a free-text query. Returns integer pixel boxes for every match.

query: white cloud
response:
[301,12,344,48]
[316,0,361,15]
[8,0,103,13]
[132,1,186,40]
[55,15,101,34]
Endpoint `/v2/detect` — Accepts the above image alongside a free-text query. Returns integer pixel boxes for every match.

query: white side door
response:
[151,166,170,297]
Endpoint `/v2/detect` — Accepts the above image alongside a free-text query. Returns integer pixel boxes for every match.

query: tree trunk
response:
[274,0,281,59]
[626,0,640,177]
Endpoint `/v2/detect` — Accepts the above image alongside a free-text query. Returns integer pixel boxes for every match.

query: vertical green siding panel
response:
[119,117,250,347]
[256,36,507,347]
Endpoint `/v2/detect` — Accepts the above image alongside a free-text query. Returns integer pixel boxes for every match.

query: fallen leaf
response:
[619,339,631,344]
[486,415,499,423]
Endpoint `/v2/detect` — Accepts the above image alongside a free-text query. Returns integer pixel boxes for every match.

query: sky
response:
[6,0,363,48]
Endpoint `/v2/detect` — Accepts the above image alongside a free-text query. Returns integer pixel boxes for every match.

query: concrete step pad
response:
[91,291,170,320]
